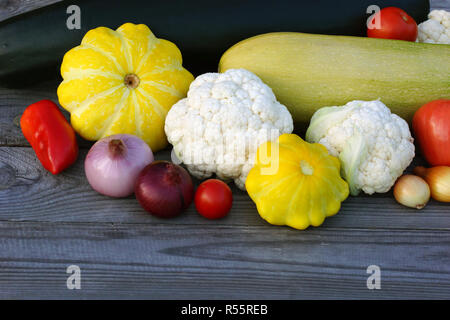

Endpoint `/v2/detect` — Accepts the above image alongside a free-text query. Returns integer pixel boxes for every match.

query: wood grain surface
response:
[0,221,449,299]
[0,0,62,22]
[0,0,448,299]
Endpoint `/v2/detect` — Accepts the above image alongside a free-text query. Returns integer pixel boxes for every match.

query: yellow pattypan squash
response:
[246,134,349,230]
[57,23,194,151]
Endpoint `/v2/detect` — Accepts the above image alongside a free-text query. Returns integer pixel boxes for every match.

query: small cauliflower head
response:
[305,100,414,196]
[164,68,293,189]
[417,10,450,44]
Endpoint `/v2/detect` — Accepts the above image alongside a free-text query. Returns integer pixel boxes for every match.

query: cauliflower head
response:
[164,68,293,189]
[417,10,450,44]
[305,100,414,195]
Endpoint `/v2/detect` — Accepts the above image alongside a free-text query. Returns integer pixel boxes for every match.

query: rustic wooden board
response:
[0,221,449,299]
[1,89,449,300]
[0,81,62,147]
[430,0,450,10]
[0,0,448,300]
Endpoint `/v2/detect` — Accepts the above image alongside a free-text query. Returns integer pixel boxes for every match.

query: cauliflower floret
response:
[417,10,450,44]
[306,100,415,195]
[165,69,293,189]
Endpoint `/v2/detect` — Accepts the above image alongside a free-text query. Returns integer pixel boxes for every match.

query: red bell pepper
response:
[20,99,78,174]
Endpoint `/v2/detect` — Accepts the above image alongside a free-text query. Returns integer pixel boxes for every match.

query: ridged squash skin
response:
[219,32,450,127]
[57,23,193,151]
[245,134,349,230]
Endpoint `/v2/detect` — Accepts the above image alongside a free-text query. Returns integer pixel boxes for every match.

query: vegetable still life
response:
[13,3,450,231]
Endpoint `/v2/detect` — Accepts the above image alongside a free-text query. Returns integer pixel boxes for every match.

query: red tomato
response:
[413,99,450,166]
[367,7,417,41]
[195,179,233,219]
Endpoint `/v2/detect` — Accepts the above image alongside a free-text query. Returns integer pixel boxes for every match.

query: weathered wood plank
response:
[2,81,447,230]
[430,0,450,10]
[0,0,63,23]
[0,0,448,301]
[0,84,53,147]
[0,80,94,148]
[0,147,448,229]
[0,221,448,299]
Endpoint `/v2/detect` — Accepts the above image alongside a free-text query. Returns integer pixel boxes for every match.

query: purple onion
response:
[85,134,154,197]
[135,161,194,218]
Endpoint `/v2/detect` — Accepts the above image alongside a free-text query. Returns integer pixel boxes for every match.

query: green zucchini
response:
[0,0,430,87]
[219,32,450,126]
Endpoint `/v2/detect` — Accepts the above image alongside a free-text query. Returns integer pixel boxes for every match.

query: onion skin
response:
[414,166,450,202]
[135,161,194,218]
[393,175,430,209]
[85,134,154,198]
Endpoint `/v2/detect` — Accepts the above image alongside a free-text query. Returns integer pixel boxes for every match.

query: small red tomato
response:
[195,179,233,219]
[412,99,450,166]
[367,7,418,41]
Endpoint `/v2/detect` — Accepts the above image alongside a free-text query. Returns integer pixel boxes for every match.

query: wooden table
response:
[0,0,448,299]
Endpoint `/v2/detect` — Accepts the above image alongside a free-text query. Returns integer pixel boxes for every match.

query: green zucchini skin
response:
[0,0,429,87]
[219,32,450,127]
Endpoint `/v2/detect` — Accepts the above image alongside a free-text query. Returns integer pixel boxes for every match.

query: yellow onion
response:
[413,166,450,202]
[393,175,430,209]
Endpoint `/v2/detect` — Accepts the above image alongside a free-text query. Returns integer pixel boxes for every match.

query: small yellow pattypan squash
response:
[57,23,193,151]
[246,134,349,230]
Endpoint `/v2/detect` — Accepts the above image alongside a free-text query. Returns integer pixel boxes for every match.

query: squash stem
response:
[124,73,140,89]
[300,160,314,175]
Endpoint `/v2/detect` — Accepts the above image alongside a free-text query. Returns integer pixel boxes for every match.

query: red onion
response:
[135,161,194,218]
[85,134,154,197]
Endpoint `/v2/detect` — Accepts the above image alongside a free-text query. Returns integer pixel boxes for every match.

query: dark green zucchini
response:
[0,0,430,87]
